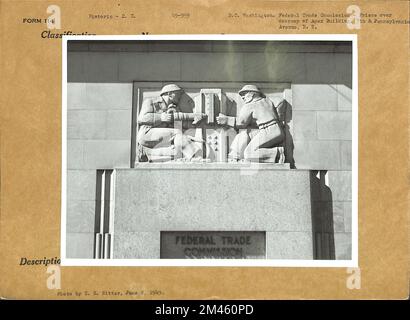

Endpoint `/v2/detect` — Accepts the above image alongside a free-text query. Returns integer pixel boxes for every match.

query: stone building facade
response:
[65,40,352,260]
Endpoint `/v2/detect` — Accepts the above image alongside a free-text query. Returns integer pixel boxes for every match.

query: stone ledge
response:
[129,162,291,170]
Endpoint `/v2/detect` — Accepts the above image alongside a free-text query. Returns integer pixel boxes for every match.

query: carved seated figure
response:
[216,85,285,163]
[136,84,206,162]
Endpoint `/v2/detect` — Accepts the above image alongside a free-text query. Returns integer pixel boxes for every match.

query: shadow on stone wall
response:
[177,92,195,113]
[309,170,336,260]
[277,99,295,168]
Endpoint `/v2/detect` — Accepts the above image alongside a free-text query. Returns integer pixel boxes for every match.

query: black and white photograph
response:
[62,35,357,266]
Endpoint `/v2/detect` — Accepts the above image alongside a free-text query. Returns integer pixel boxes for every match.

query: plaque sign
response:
[160,231,266,259]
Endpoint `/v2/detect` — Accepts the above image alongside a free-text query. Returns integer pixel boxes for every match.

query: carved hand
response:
[216,113,228,125]
[167,104,178,113]
[160,112,173,123]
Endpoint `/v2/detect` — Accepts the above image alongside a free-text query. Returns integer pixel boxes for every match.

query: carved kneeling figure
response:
[216,85,285,162]
[136,84,206,162]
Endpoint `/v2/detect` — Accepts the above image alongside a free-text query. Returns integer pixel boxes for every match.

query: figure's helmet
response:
[238,85,265,98]
[160,84,183,96]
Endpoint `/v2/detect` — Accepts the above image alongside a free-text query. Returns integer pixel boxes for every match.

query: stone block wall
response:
[67,83,132,169]
[112,168,313,260]
[292,85,352,170]
[66,83,132,257]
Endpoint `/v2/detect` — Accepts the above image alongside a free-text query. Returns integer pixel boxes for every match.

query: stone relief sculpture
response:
[136,84,287,164]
